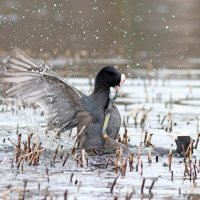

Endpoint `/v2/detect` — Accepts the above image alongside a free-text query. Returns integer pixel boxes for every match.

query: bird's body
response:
[0,49,125,150]
[83,93,121,148]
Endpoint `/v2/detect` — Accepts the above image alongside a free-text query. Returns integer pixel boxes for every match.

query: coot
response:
[0,48,125,150]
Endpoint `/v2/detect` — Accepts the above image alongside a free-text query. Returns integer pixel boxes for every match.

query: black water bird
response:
[0,48,125,150]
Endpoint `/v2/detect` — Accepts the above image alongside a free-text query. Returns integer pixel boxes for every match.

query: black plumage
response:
[0,48,125,150]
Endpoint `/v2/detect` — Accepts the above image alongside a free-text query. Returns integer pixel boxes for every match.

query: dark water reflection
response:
[0,0,200,70]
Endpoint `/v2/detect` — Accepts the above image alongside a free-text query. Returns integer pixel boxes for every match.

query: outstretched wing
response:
[0,48,91,133]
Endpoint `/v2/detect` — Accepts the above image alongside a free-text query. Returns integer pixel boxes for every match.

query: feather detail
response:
[0,48,91,133]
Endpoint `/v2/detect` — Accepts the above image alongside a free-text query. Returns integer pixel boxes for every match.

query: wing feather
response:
[0,48,91,133]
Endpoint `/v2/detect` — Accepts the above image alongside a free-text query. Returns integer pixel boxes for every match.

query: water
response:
[0,73,200,199]
[0,0,200,69]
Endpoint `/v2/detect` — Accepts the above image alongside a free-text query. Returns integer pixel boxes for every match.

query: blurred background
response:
[0,0,200,76]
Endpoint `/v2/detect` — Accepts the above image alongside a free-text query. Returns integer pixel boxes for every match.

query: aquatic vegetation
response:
[0,73,200,199]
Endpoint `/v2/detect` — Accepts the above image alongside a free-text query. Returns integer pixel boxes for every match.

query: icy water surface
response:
[0,73,200,199]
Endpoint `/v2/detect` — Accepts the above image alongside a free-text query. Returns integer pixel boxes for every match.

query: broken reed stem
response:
[31,142,36,151]
[115,147,120,173]
[195,133,200,149]
[193,164,197,180]
[134,112,139,128]
[22,180,27,200]
[105,157,115,168]
[46,166,50,183]
[156,156,158,163]
[73,125,86,139]
[161,115,166,125]
[27,133,33,150]
[60,145,64,159]
[123,119,128,147]
[140,112,146,129]
[16,133,22,163]
[157,114,160,124]
[23,180,27,194]
[43,187,49,200]
[75,154,79,166]
[22,149,44,159]
[171,171,174,181]
[149,179,155,194]
[119,147,124,175]
[136,142,142,171]
[64,190,68,200]
[126,191,134,200]
[168,112,173,132]
[28,143,36,162]
[122,159,128,176]
[168,153,172,171]
[168,144,173,171]
[11,153,15,169]
[146,133,153,147]
[62,153,69,166]
[35,143,42,164]
[137,142,142,161]
[90,147,98,155]
[185,140,194,160]
[144,131,148,145]
[81,149,86,167]
[179,188,181,195]
[72,125,86,151]
[110,173,120,194]
[181,144,189,176]
[69,153,83,166]
[148,150,152,164]
[52,145,59,164]
[140,107,151,129]
[129,153,134,171]
[8,130,44,170]
[16,123,19,135]
[29,152,37,165]
[185,144,189,157]
[70,172,74,182]
[17,133,22,149]
[16,155,24,169]
[7,138,18,148]
[141,178,146,194]
[21,159,24,173]
[140,160,143,176]
[189,162,192,182]
[117,134,121,143]
[8,136,21,163]
[23,142,27,154]
[184,161,189,177]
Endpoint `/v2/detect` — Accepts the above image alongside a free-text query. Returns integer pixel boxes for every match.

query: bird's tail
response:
[0,48,43,101]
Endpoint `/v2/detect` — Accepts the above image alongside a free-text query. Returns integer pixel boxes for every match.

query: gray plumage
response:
[0,48,122,150]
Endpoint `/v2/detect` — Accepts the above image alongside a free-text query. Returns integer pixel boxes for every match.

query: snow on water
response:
[0,77,199,151]
[0,76,200,199]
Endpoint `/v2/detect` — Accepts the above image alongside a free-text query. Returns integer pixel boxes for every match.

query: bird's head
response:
[94,66,126,95]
